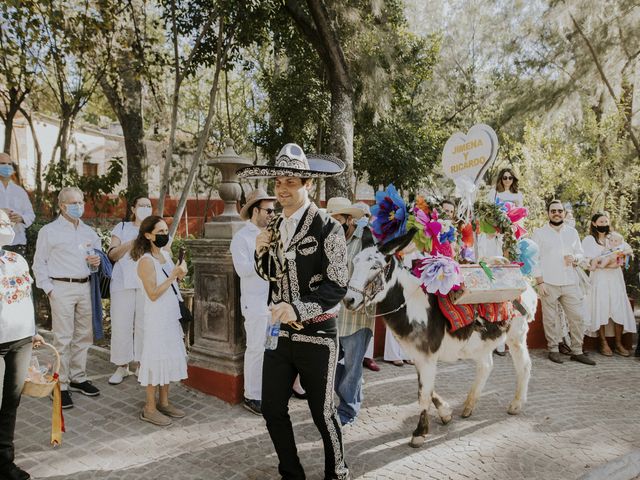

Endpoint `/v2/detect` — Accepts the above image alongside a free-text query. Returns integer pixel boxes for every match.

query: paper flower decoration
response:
[517,238,539,276]
[371,184,408,244]
[411,255,464,296]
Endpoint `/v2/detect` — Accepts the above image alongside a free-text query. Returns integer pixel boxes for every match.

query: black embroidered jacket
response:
[255,202,348,323]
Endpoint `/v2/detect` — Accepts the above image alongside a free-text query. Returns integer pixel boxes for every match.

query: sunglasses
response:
[549,209,564,214]
[258,207,276,215]
[502,175,514,180]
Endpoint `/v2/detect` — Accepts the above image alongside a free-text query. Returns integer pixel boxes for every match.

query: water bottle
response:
[86,246,99,273]
[265,319,281,350]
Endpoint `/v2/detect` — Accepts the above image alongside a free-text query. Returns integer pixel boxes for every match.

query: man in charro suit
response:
[238,143,350,480]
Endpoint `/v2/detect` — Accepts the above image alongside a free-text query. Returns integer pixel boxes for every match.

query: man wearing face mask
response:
[33,187,103,408]
[231,188,276,415]
[532,199,595,366]
[326,197,375,427]
[0,153,35,257]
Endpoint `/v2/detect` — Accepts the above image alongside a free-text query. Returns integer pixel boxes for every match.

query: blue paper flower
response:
[517,238,539,276]
[438,226,456,244]
[371,184,408,244]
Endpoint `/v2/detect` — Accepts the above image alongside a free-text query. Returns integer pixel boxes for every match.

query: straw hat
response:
[239,188,276,220]
[325,197,364,220]
[237,143,344,179]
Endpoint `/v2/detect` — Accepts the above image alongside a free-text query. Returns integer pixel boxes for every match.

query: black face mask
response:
[153,234,169,248]
[595,225,610,234]
[342,223,349,235]
[549,219,564,226]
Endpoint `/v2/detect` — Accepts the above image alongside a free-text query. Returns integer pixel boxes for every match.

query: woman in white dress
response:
[107,196,153,384]
[132,216,188,426]
[582,212,635,357]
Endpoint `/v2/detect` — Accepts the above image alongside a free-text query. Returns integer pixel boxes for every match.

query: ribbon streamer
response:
[454,176,478,224]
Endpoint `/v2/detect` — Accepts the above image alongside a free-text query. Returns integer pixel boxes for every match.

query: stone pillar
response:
[183,139,253,404]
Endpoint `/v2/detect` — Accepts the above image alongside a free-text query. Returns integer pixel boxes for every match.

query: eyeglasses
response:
[502,176,514,180]
[549,209,564,214]
[258,207,276,215]
[65,201,84,206]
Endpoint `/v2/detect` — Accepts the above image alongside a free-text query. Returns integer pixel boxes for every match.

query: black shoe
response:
[243,398,262,416]
[292,389,308,400]
[570,353,596,366]
[61,390,74,409]
[493,349,507,356]
[69,380,100,396]
[548,352,564,363]
[0,463,30,480]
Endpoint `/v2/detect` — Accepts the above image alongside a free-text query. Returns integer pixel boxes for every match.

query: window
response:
[83,162,97,177]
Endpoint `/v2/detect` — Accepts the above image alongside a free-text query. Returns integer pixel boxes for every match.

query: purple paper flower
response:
[411,255,463,296]
[371,184,408,244]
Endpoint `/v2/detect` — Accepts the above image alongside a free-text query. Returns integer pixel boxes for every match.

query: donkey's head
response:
[344,228,416,310]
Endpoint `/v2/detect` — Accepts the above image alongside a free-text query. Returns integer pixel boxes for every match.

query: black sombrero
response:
[237,143,345,179]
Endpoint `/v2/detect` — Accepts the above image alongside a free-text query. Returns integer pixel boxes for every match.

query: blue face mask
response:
[0,164,14,178]
[66,203,84,219]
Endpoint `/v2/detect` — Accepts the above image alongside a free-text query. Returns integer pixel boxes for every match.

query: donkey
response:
[344,229,537,447]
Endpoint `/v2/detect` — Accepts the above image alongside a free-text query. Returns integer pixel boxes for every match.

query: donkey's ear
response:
[379,228,417,256]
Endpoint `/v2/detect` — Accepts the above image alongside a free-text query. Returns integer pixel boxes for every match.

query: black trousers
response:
[262,318,349,480]
[0,336,32,471]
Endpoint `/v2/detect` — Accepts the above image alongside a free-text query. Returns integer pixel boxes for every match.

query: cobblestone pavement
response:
[15,348,640,480]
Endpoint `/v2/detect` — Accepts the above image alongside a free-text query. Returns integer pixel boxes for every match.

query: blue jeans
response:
[335,328,373,426]
[0,337,32,470]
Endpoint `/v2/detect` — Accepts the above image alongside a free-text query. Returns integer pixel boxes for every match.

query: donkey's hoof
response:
[461,407,473,418]
[507,402,522,415]
[440,414,452,425]
[409,435,426,448]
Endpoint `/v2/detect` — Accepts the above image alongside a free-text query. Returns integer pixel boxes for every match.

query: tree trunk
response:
[19,108,43,212]
[326,82,353,199]
[2,108,17,154]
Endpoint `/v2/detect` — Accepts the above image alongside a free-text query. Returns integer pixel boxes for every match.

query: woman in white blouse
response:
[107,196,153,385]
[0,209,43,480]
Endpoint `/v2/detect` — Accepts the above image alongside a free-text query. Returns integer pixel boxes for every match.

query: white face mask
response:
[0,225,15,247]
[135,206,152,222]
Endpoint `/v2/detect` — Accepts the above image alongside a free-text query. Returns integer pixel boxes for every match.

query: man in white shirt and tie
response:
[0,153,35,257]
[532,199,595,365]
[230,188,276,416]
[33,187,103,408]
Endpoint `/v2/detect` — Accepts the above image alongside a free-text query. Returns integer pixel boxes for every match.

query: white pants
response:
[110,288,145,365]
[49,281,93,389]
[384,328,410,361]
[365,335,374,359]
[243,312,269,401]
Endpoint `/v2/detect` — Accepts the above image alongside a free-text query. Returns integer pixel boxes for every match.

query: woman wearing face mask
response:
[107,197,154,385]
[131,216,187,426]
[0,210,44,480]
[0,153,35,257]
[582,212,635,356]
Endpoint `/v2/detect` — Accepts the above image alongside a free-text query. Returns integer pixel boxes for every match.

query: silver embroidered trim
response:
[293,299,323,321]
[288,203,317,249]
[325,232,348,287]
[297,235,319,256]
[309,274,323,291]
[290,333,348,478]
[278,330,289,338]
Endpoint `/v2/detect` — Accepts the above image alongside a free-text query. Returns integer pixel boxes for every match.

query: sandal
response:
[599,341,613,357]
[614,345,630,357]
[390,360,404,367]
[140,408,172,426]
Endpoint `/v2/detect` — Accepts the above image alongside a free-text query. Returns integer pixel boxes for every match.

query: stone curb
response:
[579,450,640,480]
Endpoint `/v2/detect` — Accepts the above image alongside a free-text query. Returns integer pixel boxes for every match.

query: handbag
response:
[161,268,193,327]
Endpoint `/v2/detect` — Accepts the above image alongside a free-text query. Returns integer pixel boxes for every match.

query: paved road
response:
[14,348,640,479]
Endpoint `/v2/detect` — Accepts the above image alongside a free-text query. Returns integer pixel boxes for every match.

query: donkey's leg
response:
[461,349,494,418]
[505,316,532,415]
[410,357,437,448]
[431,391,452,425]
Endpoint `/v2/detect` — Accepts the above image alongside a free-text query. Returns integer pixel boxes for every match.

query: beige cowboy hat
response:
[237,143,345,179]
[239,188,276,220]
[326,197,364,220]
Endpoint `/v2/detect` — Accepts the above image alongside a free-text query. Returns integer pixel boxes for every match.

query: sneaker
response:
[362,358,380,372]
[61,390,73,409]
[0,462,30,480]
[108,366,131,385]
[243,398,262,416]
[69,380,100,396]
[570,353,596,365]
[139,408,172,426]
[157,403,186,418]
[548,352,564,364]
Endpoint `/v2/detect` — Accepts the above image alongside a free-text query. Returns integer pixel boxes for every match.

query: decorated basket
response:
[22,342,60,398]
[449,264,528,304]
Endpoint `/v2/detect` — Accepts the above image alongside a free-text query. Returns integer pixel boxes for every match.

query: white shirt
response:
[0,251,35,343]
[0,181,35,246]
[230,221,270,316]
[33,216,102,294]
[486,188,524,207]
[279,200,311,249]
[110,221,140,291]
[531,223,584,286]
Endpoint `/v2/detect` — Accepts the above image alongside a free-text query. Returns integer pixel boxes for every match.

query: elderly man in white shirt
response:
[230,188,276,416]
[532,199,595,366]
[33,187,102,409]
[0,153,35,257]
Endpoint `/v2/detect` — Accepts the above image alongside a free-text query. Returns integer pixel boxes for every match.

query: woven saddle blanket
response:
[437,294,515,332]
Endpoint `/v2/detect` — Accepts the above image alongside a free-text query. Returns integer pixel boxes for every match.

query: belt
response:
[51,277,89,284]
